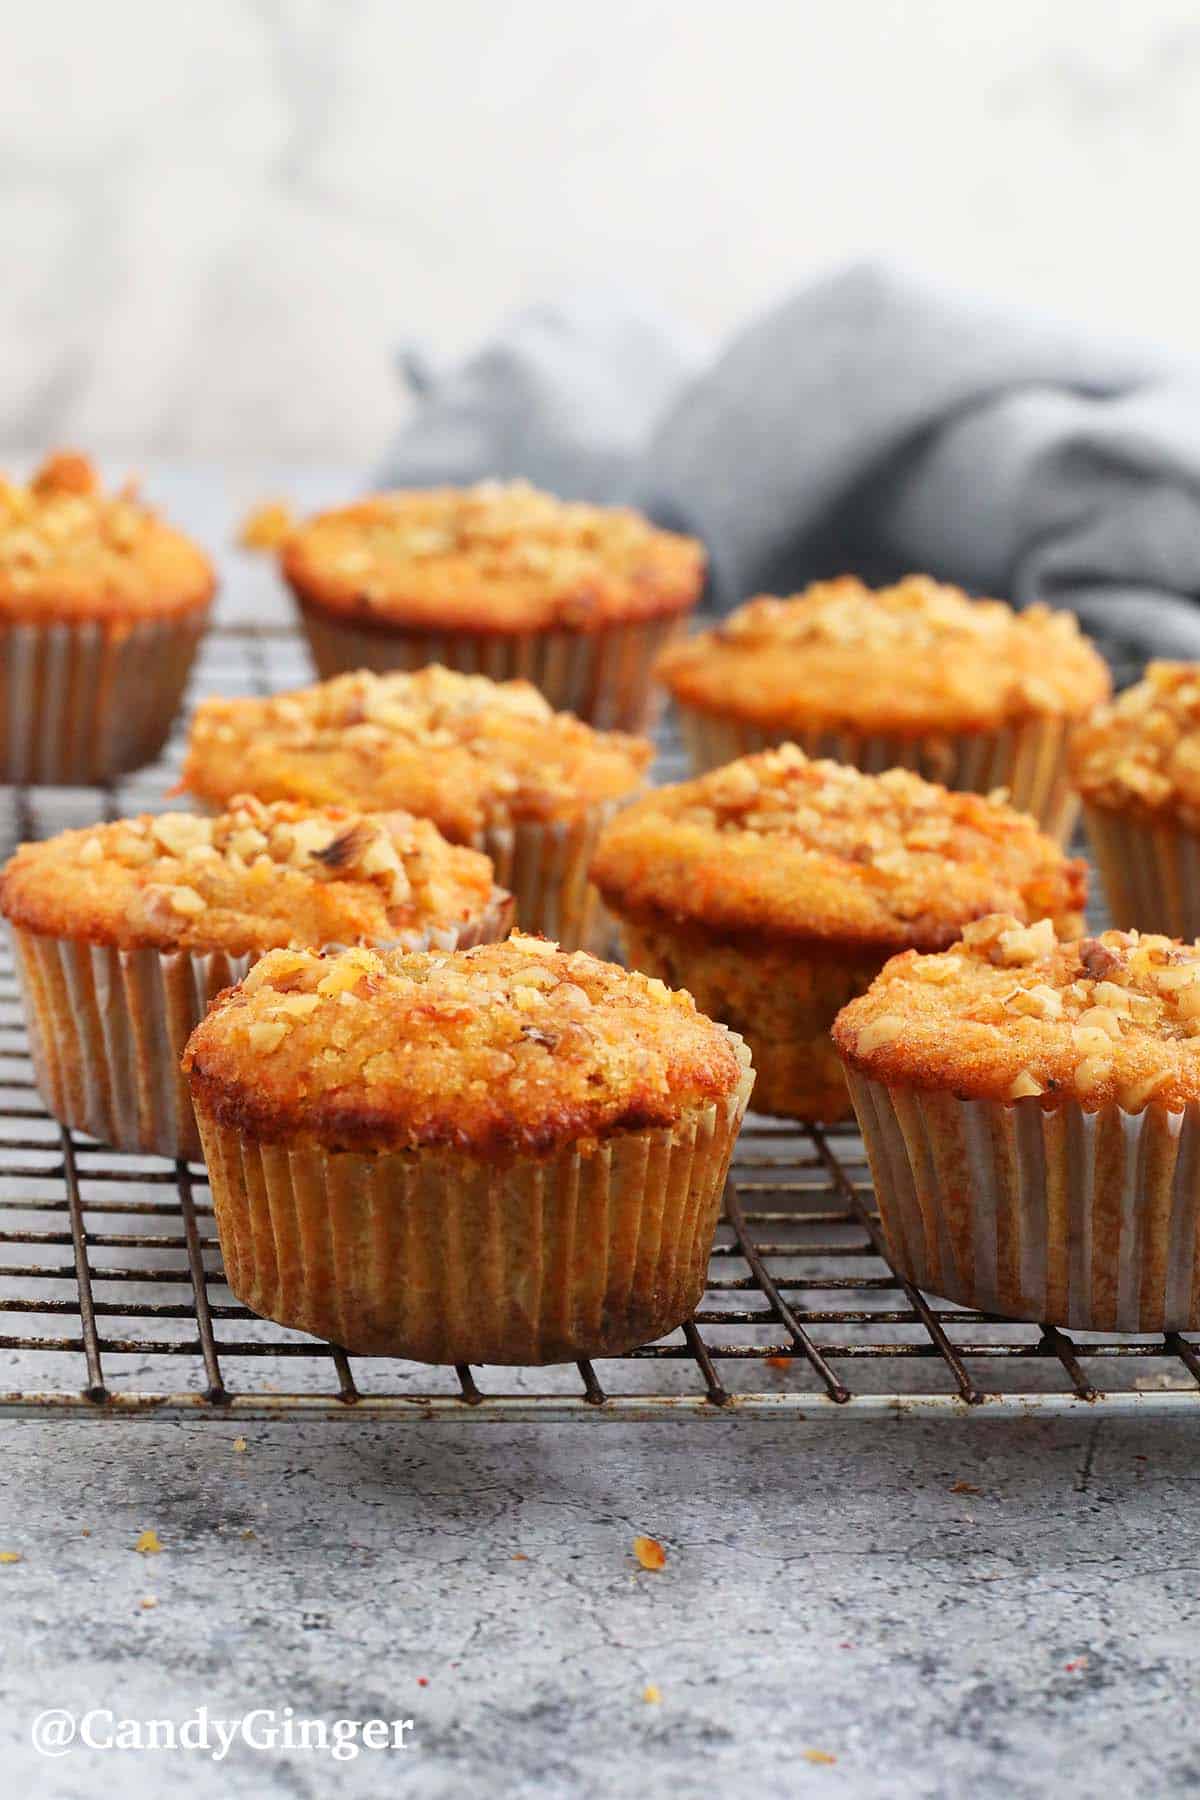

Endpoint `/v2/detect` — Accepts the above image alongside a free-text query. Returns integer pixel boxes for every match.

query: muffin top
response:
[281,480,705,632]
[590,746,1086,952]
[657,575,1110,734]
[0,451,214,621]
[833,917,1200,1112]
[0,795,504,956]
[183,932,749,1157]
[182,665,653,839]
[1070,662,1200,826]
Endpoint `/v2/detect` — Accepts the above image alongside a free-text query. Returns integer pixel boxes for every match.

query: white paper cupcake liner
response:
[0,608,210,785]
[297,597,687,732]
[674,707,1079,841]
[475,805,623,954]
[194,1034,754,1363]
[844,1068,1200,1331]
[1082,802,1200,938]
[9,890,513,1161]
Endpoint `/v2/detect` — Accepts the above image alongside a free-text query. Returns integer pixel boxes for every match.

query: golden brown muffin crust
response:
[657,575,1110,735]
[182,665,652,840]
[281,480,705,633]
[1070,662,1200,826]
[0,451,214,621]
[834,917,1200,1112]
[0,795,503,955]
[183,932,745,1157]
[591,746,1086,952]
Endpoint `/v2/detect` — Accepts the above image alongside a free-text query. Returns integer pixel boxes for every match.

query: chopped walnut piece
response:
[167,887,206,917]
[0,452,212,618]
[1079,939,1121,981]
[853,1014,906,1054]
[280,481,704,632]
[1074,1055,1114,1094]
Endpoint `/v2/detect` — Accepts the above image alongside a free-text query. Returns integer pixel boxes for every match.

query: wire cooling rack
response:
[1,620,1197,1421]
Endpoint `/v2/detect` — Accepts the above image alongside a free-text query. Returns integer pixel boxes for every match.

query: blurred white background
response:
[4,0,1200,466]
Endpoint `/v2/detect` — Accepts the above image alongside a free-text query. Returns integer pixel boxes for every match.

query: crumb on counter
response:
[238,498,295,551]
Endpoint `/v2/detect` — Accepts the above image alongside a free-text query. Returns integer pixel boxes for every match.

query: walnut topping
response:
[311,822,373,872]
[645,743,1054,869]
[961,915,1056,967]
[689,575,1087,663]
[151,814,212,859]
[67,797,469,916]
[184,666,652,835]
[1079,938,1121,981]
[853,1014,906,1054]
[1005,984,1062,1020]
[167,887,206,917]
[1,792,503,962]
[1120,1070,1173,1110]
[0,453,210,614]
[1071,663,1200,821]
[182,934,742,1159]
[1074,1055,1114,1094]
[282,480,702,625]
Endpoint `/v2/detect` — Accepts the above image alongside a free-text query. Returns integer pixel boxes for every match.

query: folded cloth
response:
[384,289,706,505]
[379,262,1200,658]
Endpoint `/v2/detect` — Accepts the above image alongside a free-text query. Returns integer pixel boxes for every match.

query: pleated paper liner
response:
[478,806,622,954]
[8,890,513,1162]
[296,595,688,733]
[0,607,210,785]
[673,706,1079,843]
[619,914,878,1122]
[193,1035,754,1364]
[1082,801,1200,939]
[844,1068,1200,1332]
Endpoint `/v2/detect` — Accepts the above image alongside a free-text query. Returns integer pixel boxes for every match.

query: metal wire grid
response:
[0,621,1197,1420]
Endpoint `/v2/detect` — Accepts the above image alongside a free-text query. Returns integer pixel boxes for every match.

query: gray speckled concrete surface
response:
[3,1415,1199,1797]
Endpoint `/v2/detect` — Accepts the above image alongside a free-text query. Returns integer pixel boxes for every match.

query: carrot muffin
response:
[1,795,509,1159]
[182,664,654,950]
[591,746,1087,1121]
[0,451,214,782]
[183,932,754,1363]
[835,918,1200,1331]
[1070,661,1200,937]
[656,575,1110,840]
[281,480,705,730]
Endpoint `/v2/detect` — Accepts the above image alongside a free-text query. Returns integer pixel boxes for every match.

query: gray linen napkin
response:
[380,261,1200,657]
